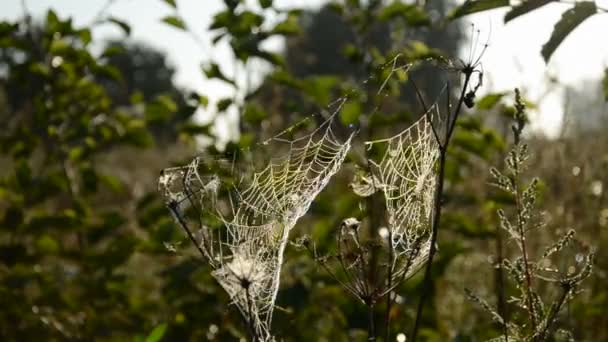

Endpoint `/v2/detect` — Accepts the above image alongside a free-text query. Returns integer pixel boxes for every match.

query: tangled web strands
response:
[365,109,440,279]
[159,107,354,340]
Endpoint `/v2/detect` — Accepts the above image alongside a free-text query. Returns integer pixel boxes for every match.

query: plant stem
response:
[410,148,447,341]
[515,178,538,337]
[168,202,208,261]
[245,285,259,342]
[494,220,509,340]
[495,118,510,341]
[384,231,395,342]
[536,285,571,340]
[368,302,376,341]
[410,71,472,342]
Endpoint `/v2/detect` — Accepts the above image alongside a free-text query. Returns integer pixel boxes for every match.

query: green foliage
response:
[0,10,217,340]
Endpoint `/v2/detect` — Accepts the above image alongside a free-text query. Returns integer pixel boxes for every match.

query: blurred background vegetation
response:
[0,0,606,341]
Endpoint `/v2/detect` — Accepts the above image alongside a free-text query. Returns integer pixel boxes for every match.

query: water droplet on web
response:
[575,253,584,263]
[378,227,389,239]
[348,123,355,129]
[590,180,603,197]
[164,242,178,253]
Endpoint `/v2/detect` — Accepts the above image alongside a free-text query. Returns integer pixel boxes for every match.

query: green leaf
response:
[179,123,210,135]
[157,95,178,112]
[504,0,552,23]
[78,28,92,45]
[209,11,231,31]
[272,14,300,35]
[99,174,124,193]
[15,160,31,188]
[163,0,177,8]
[340,101,361,125]
[101,44,125,58]
[239,133,255,148]
[302,76,339,106]
[145,323,168,342]
[603,68,608,102]
[0,22,18,36]
[92,64,122,81]
[448,0,509,20]
[217,98,232,112]
[3,207,23,230]
[202,63,235,86]
[252,50,285,66]
[46,10,60,29]
[161,16,186,30]
[124,120,153,147]
[243,103,267,124]
[81,166,99,193]
[379,2,430,27]
[541,2,596,62]
[198,94,209,108]
[476,92,505,110]
[130,91,144,104]
[36,235,60,254]
[259,0,272,9]
[49,39,69,54]
[108,17,131,35]
[224,0,239,11]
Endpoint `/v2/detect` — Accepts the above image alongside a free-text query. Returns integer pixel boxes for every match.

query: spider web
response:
[364,106,441,281]
[159,102,354,340]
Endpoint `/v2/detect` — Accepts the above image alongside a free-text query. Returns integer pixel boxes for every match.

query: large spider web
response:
[159,104,354,340]
[364,106,441,281]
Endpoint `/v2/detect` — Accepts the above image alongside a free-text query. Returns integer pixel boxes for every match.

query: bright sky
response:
[2,0,607,137]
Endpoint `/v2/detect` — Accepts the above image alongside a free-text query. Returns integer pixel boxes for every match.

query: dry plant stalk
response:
[466,89,594,342]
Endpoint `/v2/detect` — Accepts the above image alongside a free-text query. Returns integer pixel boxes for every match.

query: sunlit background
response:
[3,0,607,137]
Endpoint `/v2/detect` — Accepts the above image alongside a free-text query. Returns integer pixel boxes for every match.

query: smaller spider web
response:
[364,106,441,280]
[159,101,354,339]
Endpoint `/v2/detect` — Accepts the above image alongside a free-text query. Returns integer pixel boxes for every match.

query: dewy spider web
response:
[364,105,441,281]
[159,101,354,340]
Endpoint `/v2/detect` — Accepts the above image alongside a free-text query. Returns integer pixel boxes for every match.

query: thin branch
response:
[367,301,376,341]
[384,230,395,342]
[167,201,208,261]
[410,71,472,342]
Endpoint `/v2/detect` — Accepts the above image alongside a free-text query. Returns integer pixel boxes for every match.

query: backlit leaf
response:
[161,16,186,30]
[541,2,596,62]
[449,0,509,20]
[108,17,131,35]
[163,0,177,8]
[145,323,168,342]
[504,0,552,23]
